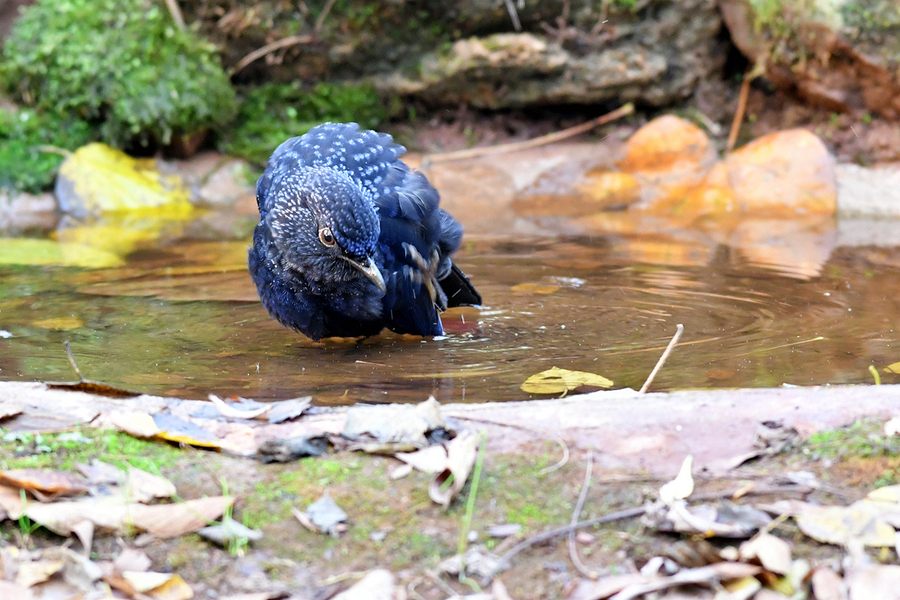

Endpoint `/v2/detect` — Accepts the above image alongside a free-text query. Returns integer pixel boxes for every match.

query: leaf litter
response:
[4,370,900,598]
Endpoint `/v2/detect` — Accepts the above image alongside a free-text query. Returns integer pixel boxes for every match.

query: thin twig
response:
[567,451,597,579]
[726,64,763,153]
[163,0,185,30]
[481,484,813,584]
[314,0,339,32]
[232,35,314,75]
[425,103,634,164]
[639,323,683,394]
[63,341,86,382]
[504,0,522,31]
[451,415,569,474]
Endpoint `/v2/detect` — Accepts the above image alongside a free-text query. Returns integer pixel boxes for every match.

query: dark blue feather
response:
[248,122,480,341]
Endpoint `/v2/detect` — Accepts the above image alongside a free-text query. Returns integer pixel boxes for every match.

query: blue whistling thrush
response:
[248,122,481,341]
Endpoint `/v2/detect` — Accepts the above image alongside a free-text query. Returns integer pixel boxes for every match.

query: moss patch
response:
[1,0,236,149]
[0,108,92,192]
[223,82,395,164]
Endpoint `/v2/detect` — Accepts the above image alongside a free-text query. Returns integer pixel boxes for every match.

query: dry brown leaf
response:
[15,559,64,588]
[797,503,896,547]
[395,444,449,473]
[125,465,177,502]
[131,495,233,538]
[25,495,132,535]
[739,532,792,575]
[71,519,94,556]
[108,411,161,438]
[0,468,88,496]
[209,394,272,420]
[0,483,25,519]
[429,431,480,508]
[331,569,395,600]
[114,548,152,573]
[567,574,650,600]
[810,567,847,600]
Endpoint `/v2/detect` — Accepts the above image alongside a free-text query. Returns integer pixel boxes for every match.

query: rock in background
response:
[185,0,727,109]
[720,0,900,118]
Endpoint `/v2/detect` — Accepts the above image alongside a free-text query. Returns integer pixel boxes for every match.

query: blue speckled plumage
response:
[248,123,481,341]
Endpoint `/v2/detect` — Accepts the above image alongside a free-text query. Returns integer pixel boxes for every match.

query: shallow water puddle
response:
[1,205,898,405]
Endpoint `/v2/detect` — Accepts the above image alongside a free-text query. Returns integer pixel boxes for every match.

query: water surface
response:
[2,210,898,404]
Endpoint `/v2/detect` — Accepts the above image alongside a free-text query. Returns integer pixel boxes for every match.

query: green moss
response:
[805,420,899,460]
[1,0,236,148]
[0,428,185,472]
[223,82,394,164]
[0,108,92,192]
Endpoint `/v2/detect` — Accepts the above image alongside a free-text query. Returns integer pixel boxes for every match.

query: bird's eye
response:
[318,227,336,247]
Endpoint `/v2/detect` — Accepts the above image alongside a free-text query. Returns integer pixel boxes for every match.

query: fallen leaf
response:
[511,282,561,294]
[124,465,177,502]
[520,366,613,395]
[810,567,847,600]
[429,430,480,508]
[46,379,140,398]
[739,532,792,575]
[15,559,64,588]
[108,411,161,437]
[151,413,221,449]
[343,396,448,448]
[659,455,694,505]
[395,444,449,473]
[32,317,84,330]
[302,492,348,536]
[331,569,395,600]
[114,548,152,573]
[796,503,896,547]
[266,396,313,424]
[722,576,762,600]
[883,362,900,374]
[56,143,193,216]
[130,495,233,538]
[208,394,271,420]
[0,238,124,268]
[0,468,89,496]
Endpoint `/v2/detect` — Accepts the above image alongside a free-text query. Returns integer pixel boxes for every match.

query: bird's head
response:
[265,166,386,294]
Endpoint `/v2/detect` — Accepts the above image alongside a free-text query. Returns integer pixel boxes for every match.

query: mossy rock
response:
[1,0,237,149]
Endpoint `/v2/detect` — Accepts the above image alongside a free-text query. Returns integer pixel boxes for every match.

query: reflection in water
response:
[2,214,900,404]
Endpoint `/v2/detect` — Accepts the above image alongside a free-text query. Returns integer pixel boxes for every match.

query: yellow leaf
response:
[32,317,84,330]
[885,362,900,374]
[0,238,123,268]
[56,143,193,216]
[511,282,561,294]
[520,366,613,395]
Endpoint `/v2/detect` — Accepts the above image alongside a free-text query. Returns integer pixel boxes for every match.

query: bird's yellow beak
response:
[344,255,386,292]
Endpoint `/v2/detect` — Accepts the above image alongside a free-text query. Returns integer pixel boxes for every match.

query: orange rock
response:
[725,129,837,216]
[679,161,738,216]
[618,115,717,172]
[572,171,642,210]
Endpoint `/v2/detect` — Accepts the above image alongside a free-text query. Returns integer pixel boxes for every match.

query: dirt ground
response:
[2,381,900,598]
